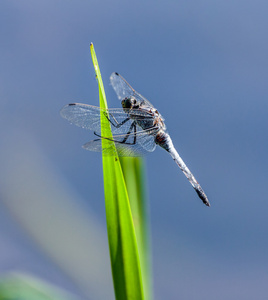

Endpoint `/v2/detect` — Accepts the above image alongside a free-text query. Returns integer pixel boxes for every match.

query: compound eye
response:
[122,98,132,109]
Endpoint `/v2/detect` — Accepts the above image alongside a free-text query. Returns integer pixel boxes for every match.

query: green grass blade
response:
[90,43,144,300]
[120,157,152,300]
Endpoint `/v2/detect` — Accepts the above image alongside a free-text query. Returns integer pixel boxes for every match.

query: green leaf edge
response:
[90,43,144,300]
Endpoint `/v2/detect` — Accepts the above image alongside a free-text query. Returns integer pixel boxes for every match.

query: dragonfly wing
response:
[83,139,117,155]
[107,123,157,153]
[137,132,156,152]
[110,72,154,107]
[83,124,158,156]
[60,103,131,134]
[83,138,146,157]
[60,103,102,131]
[61,103,156,136]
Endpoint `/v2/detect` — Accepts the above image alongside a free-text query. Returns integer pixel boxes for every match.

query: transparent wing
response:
[61,103,102,131]
[83,139,143,157]
[110,129,157,153]
[83,133,156,157]
[61,102,157,153]
[60,103,154,136]
[110,72,154,107]
[136,131,156,152]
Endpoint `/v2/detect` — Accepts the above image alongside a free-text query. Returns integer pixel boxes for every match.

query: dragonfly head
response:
[121,97,139,111]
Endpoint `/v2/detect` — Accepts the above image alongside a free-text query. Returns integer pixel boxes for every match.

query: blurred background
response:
[1,0,268,299]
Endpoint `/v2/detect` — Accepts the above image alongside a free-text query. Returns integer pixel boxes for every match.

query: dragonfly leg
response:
[120,122,137,144]
[103,112,130,128]
[93,122,137,145]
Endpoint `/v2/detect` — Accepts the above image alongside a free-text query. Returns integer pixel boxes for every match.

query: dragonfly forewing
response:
[110,72,154,107]
[60,103,154,135]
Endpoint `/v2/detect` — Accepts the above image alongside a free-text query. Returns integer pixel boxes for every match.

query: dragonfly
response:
[61,72,210,206]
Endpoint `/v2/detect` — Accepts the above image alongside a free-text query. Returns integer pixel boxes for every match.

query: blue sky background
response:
[0,1,268,299]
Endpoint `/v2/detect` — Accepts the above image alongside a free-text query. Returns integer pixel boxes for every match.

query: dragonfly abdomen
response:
[155,130,210,206]
[169,146,210,206]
